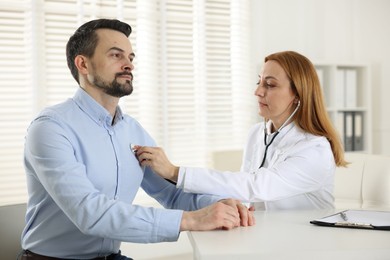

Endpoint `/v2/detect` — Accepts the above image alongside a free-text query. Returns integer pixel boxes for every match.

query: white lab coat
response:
[177,121,335,210]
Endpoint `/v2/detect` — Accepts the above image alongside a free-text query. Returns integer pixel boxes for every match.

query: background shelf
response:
[315,63,371,153]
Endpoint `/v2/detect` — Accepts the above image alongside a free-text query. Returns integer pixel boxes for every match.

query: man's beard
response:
[93,72,133,98]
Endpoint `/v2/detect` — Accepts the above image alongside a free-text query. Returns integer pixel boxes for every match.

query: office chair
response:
[0,203,26,260]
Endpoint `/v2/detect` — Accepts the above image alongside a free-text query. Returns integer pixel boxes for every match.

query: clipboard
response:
[310,209,390,230]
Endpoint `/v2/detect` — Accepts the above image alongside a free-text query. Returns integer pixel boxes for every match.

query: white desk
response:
[188,209,390,260]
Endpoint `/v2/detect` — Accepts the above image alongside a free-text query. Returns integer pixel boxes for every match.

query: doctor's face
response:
[255,60,297,129]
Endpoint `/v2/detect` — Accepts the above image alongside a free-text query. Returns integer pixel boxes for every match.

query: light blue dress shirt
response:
[22,88,220,259]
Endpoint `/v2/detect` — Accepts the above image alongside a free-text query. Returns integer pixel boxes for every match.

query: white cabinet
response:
[315,63,371,153]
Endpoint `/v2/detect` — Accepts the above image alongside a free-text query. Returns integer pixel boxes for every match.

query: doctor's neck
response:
[267,100,300,133]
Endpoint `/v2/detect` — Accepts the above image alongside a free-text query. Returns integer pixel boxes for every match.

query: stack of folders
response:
[336,69,357,108]
[310,210,390,230]
[342,111,364,151]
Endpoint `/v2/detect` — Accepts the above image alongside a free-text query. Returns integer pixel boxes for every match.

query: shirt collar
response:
[72,88,124,127]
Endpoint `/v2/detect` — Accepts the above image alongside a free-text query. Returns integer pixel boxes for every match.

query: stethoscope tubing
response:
[259,131,280,168]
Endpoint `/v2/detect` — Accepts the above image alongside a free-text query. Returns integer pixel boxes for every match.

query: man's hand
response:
[180,201,240,231]
[219,199,255,227]
[134,146,179,182]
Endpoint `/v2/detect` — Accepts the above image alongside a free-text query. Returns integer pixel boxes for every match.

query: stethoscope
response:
[259,100,301,168]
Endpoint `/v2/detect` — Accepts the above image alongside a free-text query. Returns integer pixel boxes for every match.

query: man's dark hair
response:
[66,19,132,83]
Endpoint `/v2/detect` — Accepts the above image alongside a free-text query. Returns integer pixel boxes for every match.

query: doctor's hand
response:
[134,146,179,182]
[180,201,241,231]
[219,199,256,227]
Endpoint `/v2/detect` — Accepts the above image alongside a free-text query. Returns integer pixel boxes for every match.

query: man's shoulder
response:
[36,98,76,120]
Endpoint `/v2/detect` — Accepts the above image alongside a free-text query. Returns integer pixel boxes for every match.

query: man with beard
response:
[20,19,254,260]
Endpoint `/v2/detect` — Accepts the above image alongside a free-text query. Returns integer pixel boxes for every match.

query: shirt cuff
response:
[154,208,183,242]
[177,167,186,189]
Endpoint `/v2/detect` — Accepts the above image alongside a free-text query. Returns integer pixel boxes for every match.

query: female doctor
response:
[136,51,347,210]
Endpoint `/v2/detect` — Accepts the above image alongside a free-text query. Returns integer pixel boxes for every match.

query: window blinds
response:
[0,2,32,206]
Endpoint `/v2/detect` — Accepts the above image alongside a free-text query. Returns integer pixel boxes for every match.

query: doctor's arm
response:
[137,140,334,202]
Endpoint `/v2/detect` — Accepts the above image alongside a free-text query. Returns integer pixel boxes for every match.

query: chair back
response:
[212,149,243,171]
[0,203,26,259]
[334,153,390,209]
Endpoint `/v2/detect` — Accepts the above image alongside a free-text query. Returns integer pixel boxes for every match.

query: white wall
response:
[250,0,390,155]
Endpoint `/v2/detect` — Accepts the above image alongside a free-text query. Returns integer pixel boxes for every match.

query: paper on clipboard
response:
[310,210,390,230]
